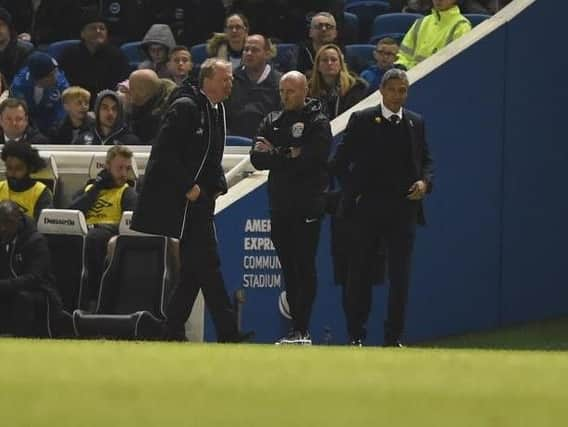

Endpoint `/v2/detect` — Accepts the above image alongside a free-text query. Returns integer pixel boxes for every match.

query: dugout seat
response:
[72,212,178,340]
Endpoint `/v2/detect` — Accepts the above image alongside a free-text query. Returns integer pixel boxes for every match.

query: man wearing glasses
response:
[360,37,399,93]
[296,12,342,76]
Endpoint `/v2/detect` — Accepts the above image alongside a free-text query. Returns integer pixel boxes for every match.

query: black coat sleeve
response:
[121,187,138,211]
[0,234,52,294]
[419,119,434,192]
[249,115,289,171]
[68,185,99,214]
[34,188,54,223]
[287,117,332,175]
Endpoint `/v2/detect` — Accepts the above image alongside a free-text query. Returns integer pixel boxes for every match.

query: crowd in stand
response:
[0,0,508,338]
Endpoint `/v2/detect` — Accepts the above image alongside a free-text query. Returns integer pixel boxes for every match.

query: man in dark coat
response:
[0,7,32,83]
[58,10,130,108]
[331,69,433,347]
[0,200,62,336]
[250,71,332,345]
[226,34,281,139]
[0,0,82,46]
[131,58,252,343]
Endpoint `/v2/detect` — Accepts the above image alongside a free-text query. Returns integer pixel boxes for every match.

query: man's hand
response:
[254,136,274,153]
[407,180,427,200]
[18,33,31,41]
[186,184,201,201]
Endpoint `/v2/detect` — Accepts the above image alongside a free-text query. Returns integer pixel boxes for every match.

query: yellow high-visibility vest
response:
[84,183,129,225]
[0,180,47,219]
[396,5,472,70]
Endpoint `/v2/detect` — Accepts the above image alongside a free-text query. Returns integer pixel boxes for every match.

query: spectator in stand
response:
[360,38,399,93]
[138,24,177,79]
[69,145,138,310]
[0,200,62,337]
[396,0,472,70]
[0,98,49,144]
[0,7,32,83]
[51,86,93,145]
[148,0,226,47]
[462,0,500,14]
[309,44,368,120]
[11,52,69,135]
[296,12,342,77]
[0,0,82,46]
[0,70,8,103]
[389,0,433,14]
[98,0,153,45]
[230,0,347,44]
[0,142,53,222]
[166,45,194,86]
[206,13,249,70]
[74,90,141,146]
[128,69,177,144]
[58,10,130,109]
[226,34,281,139]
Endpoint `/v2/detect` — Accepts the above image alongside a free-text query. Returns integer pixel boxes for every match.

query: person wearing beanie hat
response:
[58,7,130,109]
[11,51,70,135]
[0,7,32,83]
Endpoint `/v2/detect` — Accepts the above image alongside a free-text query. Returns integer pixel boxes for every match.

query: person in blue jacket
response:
[10,51,69,136]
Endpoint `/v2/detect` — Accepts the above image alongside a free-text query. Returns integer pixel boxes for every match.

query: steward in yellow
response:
[396,1,472,70]
[69,146,137,307]
[0,142,53,222]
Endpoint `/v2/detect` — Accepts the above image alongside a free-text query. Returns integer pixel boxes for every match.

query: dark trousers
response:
[165,197,238,342]
[344,201,416,343]
[0,291,49,337]
[85,225,117,305]
[271,213,322,334]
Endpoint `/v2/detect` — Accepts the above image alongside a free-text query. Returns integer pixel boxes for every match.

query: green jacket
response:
[396,5,472,70]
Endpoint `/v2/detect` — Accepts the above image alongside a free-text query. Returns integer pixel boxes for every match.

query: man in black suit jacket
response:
[331,69,433,346]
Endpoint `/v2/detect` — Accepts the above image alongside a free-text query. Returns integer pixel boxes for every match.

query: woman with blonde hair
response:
[206,13,249,69]
[309,44,368,120]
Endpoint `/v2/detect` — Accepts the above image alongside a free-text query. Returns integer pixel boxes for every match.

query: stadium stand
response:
[370,12,422,44]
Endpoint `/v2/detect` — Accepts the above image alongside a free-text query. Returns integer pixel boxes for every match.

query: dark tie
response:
[390,115,400,125]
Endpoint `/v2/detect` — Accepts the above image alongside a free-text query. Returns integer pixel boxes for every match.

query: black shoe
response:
[349,338,363,347]
[224,330,255,343]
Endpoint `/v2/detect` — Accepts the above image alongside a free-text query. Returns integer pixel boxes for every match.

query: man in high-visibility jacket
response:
[69,145,137,308]
[396,0,472,70]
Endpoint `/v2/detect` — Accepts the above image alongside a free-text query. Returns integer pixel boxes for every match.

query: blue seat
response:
[272,43,297,72]
[464,13,491,27]
[47,39,80,61]
[120,41,144,70]
[227,135,252,147]
[190,43,208,66]
[344,1,391,42]
[370,12,422,44]
[344,44,376,73]
[343,12,360,44]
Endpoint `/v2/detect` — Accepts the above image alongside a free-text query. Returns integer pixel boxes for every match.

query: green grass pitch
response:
[1,329,567,427]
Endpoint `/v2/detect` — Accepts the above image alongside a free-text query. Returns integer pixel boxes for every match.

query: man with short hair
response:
[74,90,141,146]
[250,71,332,345]
[132,58,253,343]
[167,45,194,86]
[0,98,50,144]
[396,0,471,70]
[331,69,433,347]
[226,34,281,139]
[0,200,62,336]
[58,10,130,108]
[11,51,70,135]
[296,12,342,76]
[128,69,177,144]
[360,38,399,93]
[69,145,138,308]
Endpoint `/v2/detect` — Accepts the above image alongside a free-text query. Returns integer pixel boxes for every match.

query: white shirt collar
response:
[381,104,403,121]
